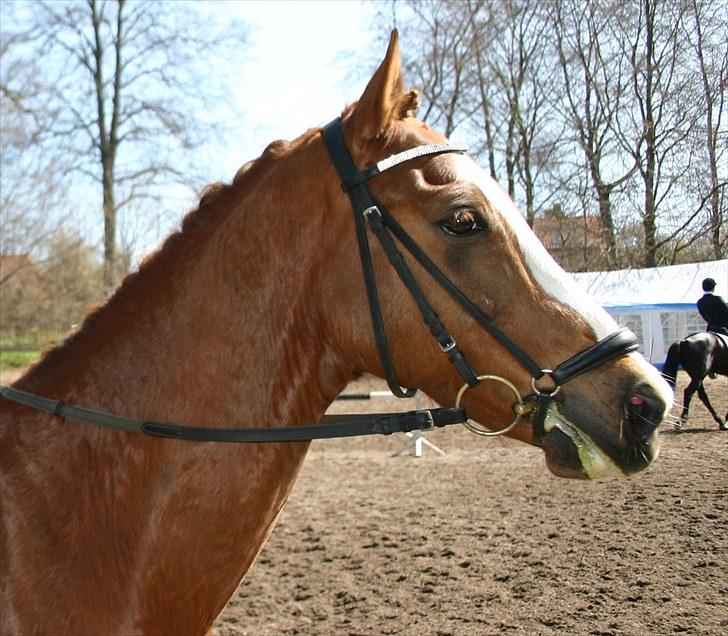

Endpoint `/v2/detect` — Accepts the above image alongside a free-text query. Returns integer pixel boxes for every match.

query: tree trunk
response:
[642,0,658,268]
[102,159,116,290]
[707,141,722,259]
[505,115,516,198]
[596,185,618,269]
[586,143,618,268]
[522,143,535,228]
[692,0,723,258]
[466,1,498,180]
[91,0,124,292]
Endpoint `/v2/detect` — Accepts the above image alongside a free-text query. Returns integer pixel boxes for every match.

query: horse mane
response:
[168,140,293,244]
[20,130,320,385]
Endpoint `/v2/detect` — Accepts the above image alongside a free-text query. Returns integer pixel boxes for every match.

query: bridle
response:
[321,117,639,436]
[0,117,639,443]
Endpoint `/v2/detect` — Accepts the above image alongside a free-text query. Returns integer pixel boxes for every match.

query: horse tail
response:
[662,341,682,388]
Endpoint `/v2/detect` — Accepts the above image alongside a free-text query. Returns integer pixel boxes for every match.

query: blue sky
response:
[1,0,394,259]
[212,0,384,179]
[138,0,388,256]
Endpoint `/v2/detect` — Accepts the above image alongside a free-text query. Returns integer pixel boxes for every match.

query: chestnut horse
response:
[1,32,671,635]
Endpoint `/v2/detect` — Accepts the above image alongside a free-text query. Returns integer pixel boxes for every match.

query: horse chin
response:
[540,406,629,480]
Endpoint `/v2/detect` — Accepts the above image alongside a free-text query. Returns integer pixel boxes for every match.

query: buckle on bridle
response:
[439,336,457,353]
[362,205,382,220]
[417,409,435,431]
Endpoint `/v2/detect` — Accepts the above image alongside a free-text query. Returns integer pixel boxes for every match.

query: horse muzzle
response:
[534,384,668,480]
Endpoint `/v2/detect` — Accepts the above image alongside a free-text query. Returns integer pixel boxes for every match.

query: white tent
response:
[572,260,728,367]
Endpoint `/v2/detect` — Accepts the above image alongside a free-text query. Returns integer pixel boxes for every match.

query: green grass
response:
[0,331,63,350]
[0,350,40,369]
[0,331,64,370]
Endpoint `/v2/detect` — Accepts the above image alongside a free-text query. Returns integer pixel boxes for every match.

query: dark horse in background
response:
[662,332,728,430]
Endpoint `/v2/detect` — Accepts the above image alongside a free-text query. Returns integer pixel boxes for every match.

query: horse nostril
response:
[630,395,646,407]
[626,391,664,442]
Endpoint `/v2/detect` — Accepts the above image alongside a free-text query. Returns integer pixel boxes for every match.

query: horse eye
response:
[440,209,485,237]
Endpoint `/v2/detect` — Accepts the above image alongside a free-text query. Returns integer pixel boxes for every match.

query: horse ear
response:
[348,30,419,148]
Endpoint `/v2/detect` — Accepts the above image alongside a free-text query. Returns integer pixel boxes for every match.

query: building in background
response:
[533,205,606,272]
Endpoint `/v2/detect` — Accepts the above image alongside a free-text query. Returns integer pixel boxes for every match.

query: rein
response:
[0,117,639,442]
[0,384,464,442]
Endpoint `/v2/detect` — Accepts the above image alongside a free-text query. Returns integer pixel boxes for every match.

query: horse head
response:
[319,32,672,479]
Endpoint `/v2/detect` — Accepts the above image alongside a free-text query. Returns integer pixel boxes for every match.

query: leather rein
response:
[0,118,639,443]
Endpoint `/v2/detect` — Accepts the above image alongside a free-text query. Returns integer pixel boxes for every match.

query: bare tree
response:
[464,0,499,179]
[552,0,640,268]
[499,1,560,226]
[385,0,726,270]
[395,0,472,137]
[486,0,551,216]
[1,0,248,290]
[0,29,69,280]
[613,0,698,267]
[395,0,559,227]
[684,0,727,259]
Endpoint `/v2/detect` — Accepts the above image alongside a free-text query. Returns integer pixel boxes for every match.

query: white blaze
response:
[453,154,618,338]
[452,154,673,406]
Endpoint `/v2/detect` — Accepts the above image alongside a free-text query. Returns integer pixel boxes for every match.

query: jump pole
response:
[390,391,445,458]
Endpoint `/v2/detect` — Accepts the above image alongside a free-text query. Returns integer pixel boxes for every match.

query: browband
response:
[341,141,468,190]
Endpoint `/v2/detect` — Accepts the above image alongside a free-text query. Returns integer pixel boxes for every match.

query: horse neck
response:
[21,141,351,429]
[7,139,356,632]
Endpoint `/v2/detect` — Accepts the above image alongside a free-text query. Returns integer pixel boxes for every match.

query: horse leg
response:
[696,383,725,428]
[678,380,699,429]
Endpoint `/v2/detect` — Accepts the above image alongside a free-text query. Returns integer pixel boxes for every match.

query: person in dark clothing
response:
[697,277,728,336]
